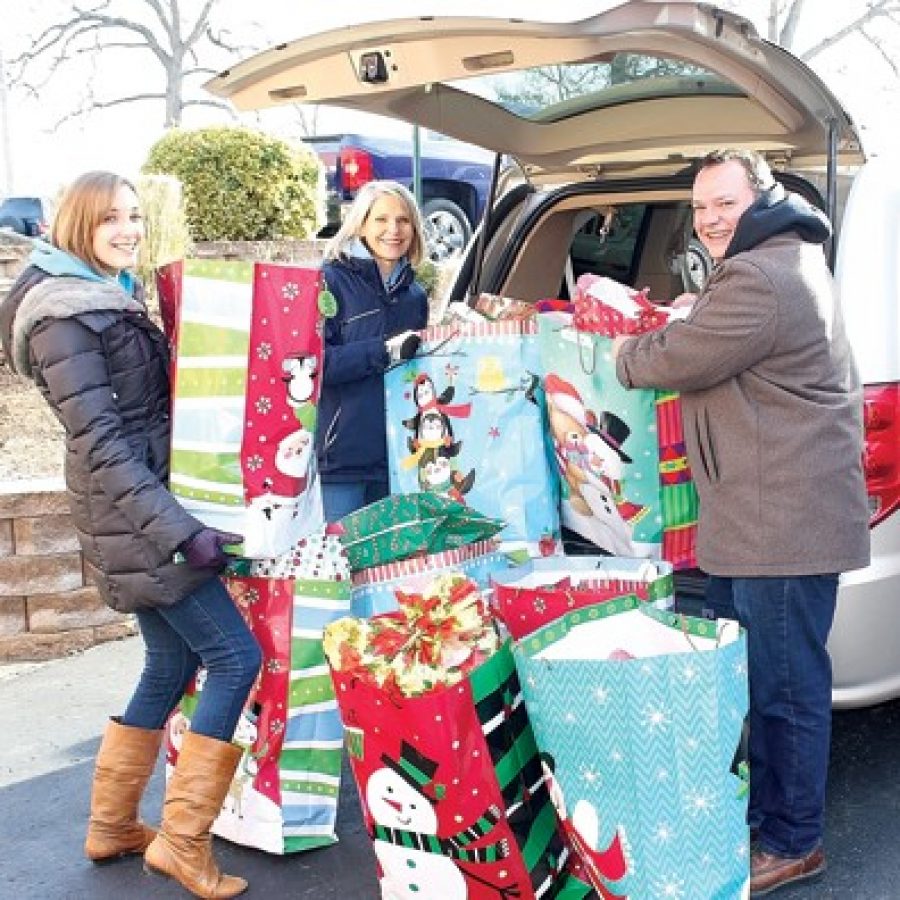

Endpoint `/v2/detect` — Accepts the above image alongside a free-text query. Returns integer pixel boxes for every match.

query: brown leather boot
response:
[143,731,247,899]
[84,718,162,863]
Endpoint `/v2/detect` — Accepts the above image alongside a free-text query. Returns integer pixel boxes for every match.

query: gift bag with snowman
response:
[157,259,329,558]
[324,574,613,900]
[164,526,351,854]
[384,319,560,555]
[537,305,698,567]
[513,597,749,898]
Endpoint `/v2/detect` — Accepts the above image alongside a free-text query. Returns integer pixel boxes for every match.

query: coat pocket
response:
[692,406,720,483]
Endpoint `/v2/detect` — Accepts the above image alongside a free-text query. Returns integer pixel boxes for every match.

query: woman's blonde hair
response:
[51,171,139,274]
[325,180,426,267]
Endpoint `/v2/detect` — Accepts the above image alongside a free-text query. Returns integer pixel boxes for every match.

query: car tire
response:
[681,236,714,294]
[0,215,25,235]
[422,198,472,263]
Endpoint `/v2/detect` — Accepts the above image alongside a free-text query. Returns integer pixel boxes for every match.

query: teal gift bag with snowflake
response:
[384,319,560,555]
[513,597,750,899]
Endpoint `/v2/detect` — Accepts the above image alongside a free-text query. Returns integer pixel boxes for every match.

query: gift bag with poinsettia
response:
[164,526,351,854]
[324,574,615,899]
[157,259,332,557]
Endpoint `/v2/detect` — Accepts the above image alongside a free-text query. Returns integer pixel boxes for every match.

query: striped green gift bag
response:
[164,526,351,854]
[157,258,326,558]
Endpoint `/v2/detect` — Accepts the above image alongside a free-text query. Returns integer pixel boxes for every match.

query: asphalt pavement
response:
[2,636,899,899]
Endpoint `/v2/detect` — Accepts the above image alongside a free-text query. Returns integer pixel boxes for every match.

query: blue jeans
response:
[322,479,389,522]
[706,574,837,856]
[122,576,261,742]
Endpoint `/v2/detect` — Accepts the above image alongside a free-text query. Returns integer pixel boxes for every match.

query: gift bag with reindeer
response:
[324,574,614,900]
[537,310,698,567]
[164,526,351,854]
[513,597,749,899]
[384,320,560,555]
[157,259,329,558]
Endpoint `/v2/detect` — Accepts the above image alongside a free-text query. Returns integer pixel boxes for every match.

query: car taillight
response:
[863,382,900,526]
[339,147,374,192]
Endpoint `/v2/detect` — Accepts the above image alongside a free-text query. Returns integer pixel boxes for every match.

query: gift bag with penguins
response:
[157,259,332,558]
[164,526,351,854]
[385,319,560,555]
[537,311,697,565]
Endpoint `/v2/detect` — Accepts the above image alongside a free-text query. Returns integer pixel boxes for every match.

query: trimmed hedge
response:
[143,126,323,241]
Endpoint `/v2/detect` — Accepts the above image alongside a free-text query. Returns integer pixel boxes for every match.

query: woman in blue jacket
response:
[317,180,429,520]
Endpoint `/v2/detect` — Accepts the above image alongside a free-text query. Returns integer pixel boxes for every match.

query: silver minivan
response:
[208,1,900,708]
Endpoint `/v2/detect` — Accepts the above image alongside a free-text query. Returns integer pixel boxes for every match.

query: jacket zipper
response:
[323,405,341,451]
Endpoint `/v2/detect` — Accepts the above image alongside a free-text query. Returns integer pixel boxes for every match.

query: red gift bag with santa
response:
[157,259,329,557]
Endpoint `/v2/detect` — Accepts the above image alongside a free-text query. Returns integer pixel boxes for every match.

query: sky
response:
[2,1,900,198]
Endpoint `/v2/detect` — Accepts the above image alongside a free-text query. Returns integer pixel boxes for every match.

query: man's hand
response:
[610,334,632,361]
[671,292,698,309]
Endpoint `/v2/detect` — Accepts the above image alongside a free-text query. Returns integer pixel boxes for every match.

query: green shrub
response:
[142,126,323,241]
[134,173,191,318]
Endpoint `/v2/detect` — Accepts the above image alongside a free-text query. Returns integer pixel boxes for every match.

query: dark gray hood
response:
[725,183,831,259]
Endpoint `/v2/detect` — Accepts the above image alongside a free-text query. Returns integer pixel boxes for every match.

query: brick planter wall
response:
[0,479,135,661]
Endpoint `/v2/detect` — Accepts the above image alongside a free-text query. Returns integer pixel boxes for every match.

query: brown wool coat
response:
[616,232,870,577]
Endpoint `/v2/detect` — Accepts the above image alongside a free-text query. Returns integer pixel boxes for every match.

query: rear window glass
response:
[450,54,738,122]
[570,203,647,284]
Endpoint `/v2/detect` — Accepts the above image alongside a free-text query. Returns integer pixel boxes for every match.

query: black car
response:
[0,197,50,237]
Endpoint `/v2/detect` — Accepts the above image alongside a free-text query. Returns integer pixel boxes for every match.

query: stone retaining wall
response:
[0,480,135,661]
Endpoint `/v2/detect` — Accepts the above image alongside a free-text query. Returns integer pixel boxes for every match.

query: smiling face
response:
[692,159,757,262]
[366,767,437,832]
[92,183,143,274]
[360,193,413,276]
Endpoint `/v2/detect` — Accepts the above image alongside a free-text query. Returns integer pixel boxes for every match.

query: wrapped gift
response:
[385,319,561,554]
[157,259,327,558]
[572,273,674,336]
[491,555,673,640]
[338,492,505,572]
[351,538,510,618]
[513,596,749,898]
[324,575,609,899]
[164,527,350,854]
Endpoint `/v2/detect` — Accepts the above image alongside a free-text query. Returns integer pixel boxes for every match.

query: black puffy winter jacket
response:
[1,267,213,612]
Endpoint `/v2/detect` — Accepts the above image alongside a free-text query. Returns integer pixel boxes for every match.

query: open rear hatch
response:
[206,1,864,183]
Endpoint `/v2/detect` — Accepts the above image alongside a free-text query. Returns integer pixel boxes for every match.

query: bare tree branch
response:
[800,0,898,61]
[9,0,261,127]
[859,23,900,77]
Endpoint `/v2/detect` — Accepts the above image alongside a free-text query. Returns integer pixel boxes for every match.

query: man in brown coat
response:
[613,149,870,897]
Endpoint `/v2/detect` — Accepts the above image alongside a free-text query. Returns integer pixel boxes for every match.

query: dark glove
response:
[385,330,421,364]
[179,528,243,569]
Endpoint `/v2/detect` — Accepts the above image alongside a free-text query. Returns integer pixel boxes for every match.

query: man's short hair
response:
[699,149,776,195]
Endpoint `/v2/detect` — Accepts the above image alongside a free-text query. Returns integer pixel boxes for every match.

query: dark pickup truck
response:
[307,132,494,262]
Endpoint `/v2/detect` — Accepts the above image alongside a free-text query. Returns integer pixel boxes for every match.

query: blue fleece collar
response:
[28,239,136,294]
[347,237,409,290]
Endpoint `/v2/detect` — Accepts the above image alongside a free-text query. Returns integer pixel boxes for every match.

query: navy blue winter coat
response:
[317,255,428,483]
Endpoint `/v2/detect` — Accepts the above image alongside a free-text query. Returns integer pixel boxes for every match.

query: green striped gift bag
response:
[163,526,351,854]
[157,258,327,558]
